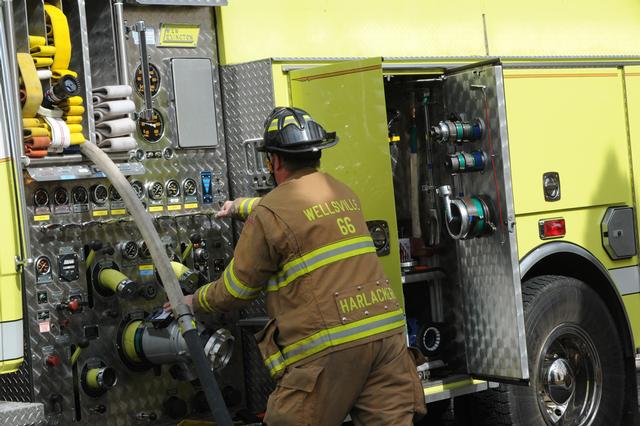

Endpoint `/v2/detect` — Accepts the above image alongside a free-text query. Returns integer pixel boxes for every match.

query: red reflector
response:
[540,218,566,239]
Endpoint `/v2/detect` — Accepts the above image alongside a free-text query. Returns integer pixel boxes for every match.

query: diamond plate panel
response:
[1,5,242,425]
[240,328,274,413]
[442,64,528,380]
[0,402,44,426]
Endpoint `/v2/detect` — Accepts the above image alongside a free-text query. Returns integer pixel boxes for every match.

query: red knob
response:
[45,354,61,367]
[67,299,79,312]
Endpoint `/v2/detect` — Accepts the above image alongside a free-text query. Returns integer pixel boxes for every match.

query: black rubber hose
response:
[183,329,233,425]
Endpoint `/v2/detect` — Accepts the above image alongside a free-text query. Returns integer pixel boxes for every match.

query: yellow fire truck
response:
[0,0,638,425]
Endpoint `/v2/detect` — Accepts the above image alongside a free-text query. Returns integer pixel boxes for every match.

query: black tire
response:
[467,275,626,426]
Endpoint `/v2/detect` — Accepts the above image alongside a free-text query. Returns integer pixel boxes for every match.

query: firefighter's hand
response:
[163,294,193,313]
[216,200,234,218]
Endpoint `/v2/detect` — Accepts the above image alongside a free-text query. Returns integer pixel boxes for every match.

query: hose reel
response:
[437,185,495,240]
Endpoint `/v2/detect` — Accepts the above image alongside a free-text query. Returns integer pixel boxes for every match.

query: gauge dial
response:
[36,256,51,275]
[130,180,145,199]
[166,179,180,198]
[120,240,139,260]
[33,188,49,207]
[53,187,68,206]
[182,178,197,196]
[138,240,150,258]
[134,63,161,97]
[137,108,164,143]
[147,181,164,201]
[91,184,108,205]
[109,185,122,202]
[72,186,88,204]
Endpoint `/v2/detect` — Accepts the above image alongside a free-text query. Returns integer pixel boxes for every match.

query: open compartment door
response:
[440,61,529,381]
[289,58,403,306]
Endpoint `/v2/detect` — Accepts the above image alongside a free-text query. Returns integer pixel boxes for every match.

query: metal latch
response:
[15,255,33,272]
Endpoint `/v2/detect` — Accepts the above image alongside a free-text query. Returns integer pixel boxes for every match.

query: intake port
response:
[71,186,88,204]
[53,187,68,206]
[81,360,117,397]
[90,184,109,205]
[33,188,49,207]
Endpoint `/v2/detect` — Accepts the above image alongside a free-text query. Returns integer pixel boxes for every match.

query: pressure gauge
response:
[182,178,197,196]
[53,187,68,206]
[134,63,161,97]
[91,184,109,205]
[137,108,164,143]
[138,240,151,258]
[36,256,51,275]
[109,185,122,202]
[166,179,180,198]
[72,186,88,204]
[147,181,164,201]
[33,188,49,207]
[119,240,139,260]
[130,180,145,200]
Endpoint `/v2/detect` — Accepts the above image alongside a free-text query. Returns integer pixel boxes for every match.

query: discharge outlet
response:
[437,185,495,240]
[96,268,138,298]
[156,261,200,294]
[118,317,233,375]
[430,118,484,144]
[81,361,117,397]
[445,150,487,173]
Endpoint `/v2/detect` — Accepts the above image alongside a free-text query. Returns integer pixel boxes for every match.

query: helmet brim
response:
[257,134,339,153]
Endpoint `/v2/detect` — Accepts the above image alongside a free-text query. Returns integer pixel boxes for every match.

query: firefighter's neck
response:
[272,154,315,184]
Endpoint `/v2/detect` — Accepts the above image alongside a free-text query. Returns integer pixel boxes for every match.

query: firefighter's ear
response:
[271,153,283,172]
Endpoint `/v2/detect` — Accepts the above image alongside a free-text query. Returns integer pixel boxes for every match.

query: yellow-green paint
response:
[424,378,486,396]
[624,67,640,260]
[216,0,640,65]
[515,209,637,270]
[0,159,23,374]
[123,320,142,363]
[289,58,403,306]
[86,368,101,389]
[98,268,128,293]
[623,294,640,347]
[504,68,632,216]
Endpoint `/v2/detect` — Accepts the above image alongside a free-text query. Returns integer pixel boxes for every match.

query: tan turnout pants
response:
[264,333,426,426]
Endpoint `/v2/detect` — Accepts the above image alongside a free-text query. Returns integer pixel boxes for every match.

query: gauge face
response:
[137,108,164,143]
[166,179,180,198]
[147,181,164,201]
[182,178,197,196]
[130,180,145,199]
[138,240,150,258]
[109,185,122,202]
[52,187,68,206]
[120,241,139,260]
[33,188,49,207]
[36,256,51,275]
[71,186,88,204]
[134,63,161,97]
[91,184,108,205]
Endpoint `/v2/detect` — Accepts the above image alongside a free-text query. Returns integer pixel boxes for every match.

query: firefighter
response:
[172,107,425,425]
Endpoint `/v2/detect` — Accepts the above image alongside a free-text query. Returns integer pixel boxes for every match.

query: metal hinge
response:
[15,255,33,272]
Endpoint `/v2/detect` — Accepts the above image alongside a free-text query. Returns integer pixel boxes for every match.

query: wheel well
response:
[522,251,639,422]
[522,251,634,357]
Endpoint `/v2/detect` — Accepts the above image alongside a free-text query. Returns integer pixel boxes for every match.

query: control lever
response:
[436,185,453,223]
[132,20,153,120]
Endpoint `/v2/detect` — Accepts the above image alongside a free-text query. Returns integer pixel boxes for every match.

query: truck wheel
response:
[470,275,625,426]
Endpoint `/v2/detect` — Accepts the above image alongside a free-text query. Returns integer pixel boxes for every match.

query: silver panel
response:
[442,64,528,380]
[171,58,218,148]
[609,266,640,296]
[0,401,44,426]
[0,5,242,425]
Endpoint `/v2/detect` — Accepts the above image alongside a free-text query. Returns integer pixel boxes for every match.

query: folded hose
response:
[79,142,232,425]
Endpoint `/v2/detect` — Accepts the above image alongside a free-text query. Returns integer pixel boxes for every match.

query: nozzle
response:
[98,268,138,298]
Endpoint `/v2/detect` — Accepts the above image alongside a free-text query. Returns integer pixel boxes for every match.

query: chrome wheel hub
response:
[536,325,602,425]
